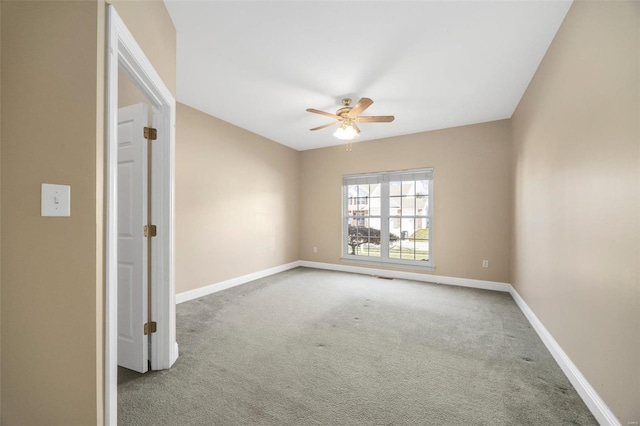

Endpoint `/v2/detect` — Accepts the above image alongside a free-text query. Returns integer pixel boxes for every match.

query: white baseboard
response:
[175,261,302,304]
[509,287,620,426]
[298,260,511,292]
[175,259,617,425]
[302,261,617,424]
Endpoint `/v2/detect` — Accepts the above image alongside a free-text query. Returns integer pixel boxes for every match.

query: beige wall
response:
[1,1,104,424]
[511,1,639,423]
[300,120,512,283]
[175,104,300,293]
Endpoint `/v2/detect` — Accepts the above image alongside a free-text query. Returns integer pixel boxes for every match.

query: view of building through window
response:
[343,169,433,266]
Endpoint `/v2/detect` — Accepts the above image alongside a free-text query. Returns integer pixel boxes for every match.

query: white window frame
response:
[341,168,434,270]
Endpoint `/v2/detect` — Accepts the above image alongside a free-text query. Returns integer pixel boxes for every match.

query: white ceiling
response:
[164,1,572,151]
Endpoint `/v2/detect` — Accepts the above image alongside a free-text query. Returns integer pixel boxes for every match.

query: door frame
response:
[106,6,177,425]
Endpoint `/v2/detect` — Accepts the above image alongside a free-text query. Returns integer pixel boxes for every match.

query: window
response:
[342,168,433,269]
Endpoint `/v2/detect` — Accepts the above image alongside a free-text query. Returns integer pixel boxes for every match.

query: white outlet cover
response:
[41,183,71,217]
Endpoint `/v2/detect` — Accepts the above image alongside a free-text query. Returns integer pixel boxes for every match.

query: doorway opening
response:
[106,6,178,425]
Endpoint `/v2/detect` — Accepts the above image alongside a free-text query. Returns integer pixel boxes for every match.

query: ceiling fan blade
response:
[306,108,340,119]
[310,121,339,131]
[351,122,361,134]
[357,115,395,123]
[347,97,373,118]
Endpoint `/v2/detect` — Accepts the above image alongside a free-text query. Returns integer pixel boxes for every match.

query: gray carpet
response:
[118,267,597,425]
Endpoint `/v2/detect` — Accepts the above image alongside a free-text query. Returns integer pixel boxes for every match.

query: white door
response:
[117,103,149,373]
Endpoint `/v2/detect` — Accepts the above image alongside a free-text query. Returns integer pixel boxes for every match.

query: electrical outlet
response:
[482,260,489,268]
[313,247,317,253]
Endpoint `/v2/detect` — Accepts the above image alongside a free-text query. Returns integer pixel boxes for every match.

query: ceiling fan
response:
[306,97,395,140]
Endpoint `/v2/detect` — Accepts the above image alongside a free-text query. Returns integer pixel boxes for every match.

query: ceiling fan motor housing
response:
[337,107,352,117]
[336,98,353,117]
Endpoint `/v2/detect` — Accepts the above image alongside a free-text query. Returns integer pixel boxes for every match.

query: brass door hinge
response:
[144,225,157,237]
[143,126,157,141]
[144,321,157,335]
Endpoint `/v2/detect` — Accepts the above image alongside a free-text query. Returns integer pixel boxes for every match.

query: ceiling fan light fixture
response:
[307,97,393,143]
[333,122,359,140]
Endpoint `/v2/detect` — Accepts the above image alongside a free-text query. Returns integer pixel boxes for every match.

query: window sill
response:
[340,256,436,272]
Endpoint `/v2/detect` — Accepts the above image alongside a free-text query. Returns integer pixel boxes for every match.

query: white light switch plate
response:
[41,184,71,217]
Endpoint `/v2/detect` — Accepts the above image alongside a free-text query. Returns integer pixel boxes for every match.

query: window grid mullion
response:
[381,178,390,261]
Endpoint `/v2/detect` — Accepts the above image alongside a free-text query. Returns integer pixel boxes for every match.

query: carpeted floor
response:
[118,267,597,425]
